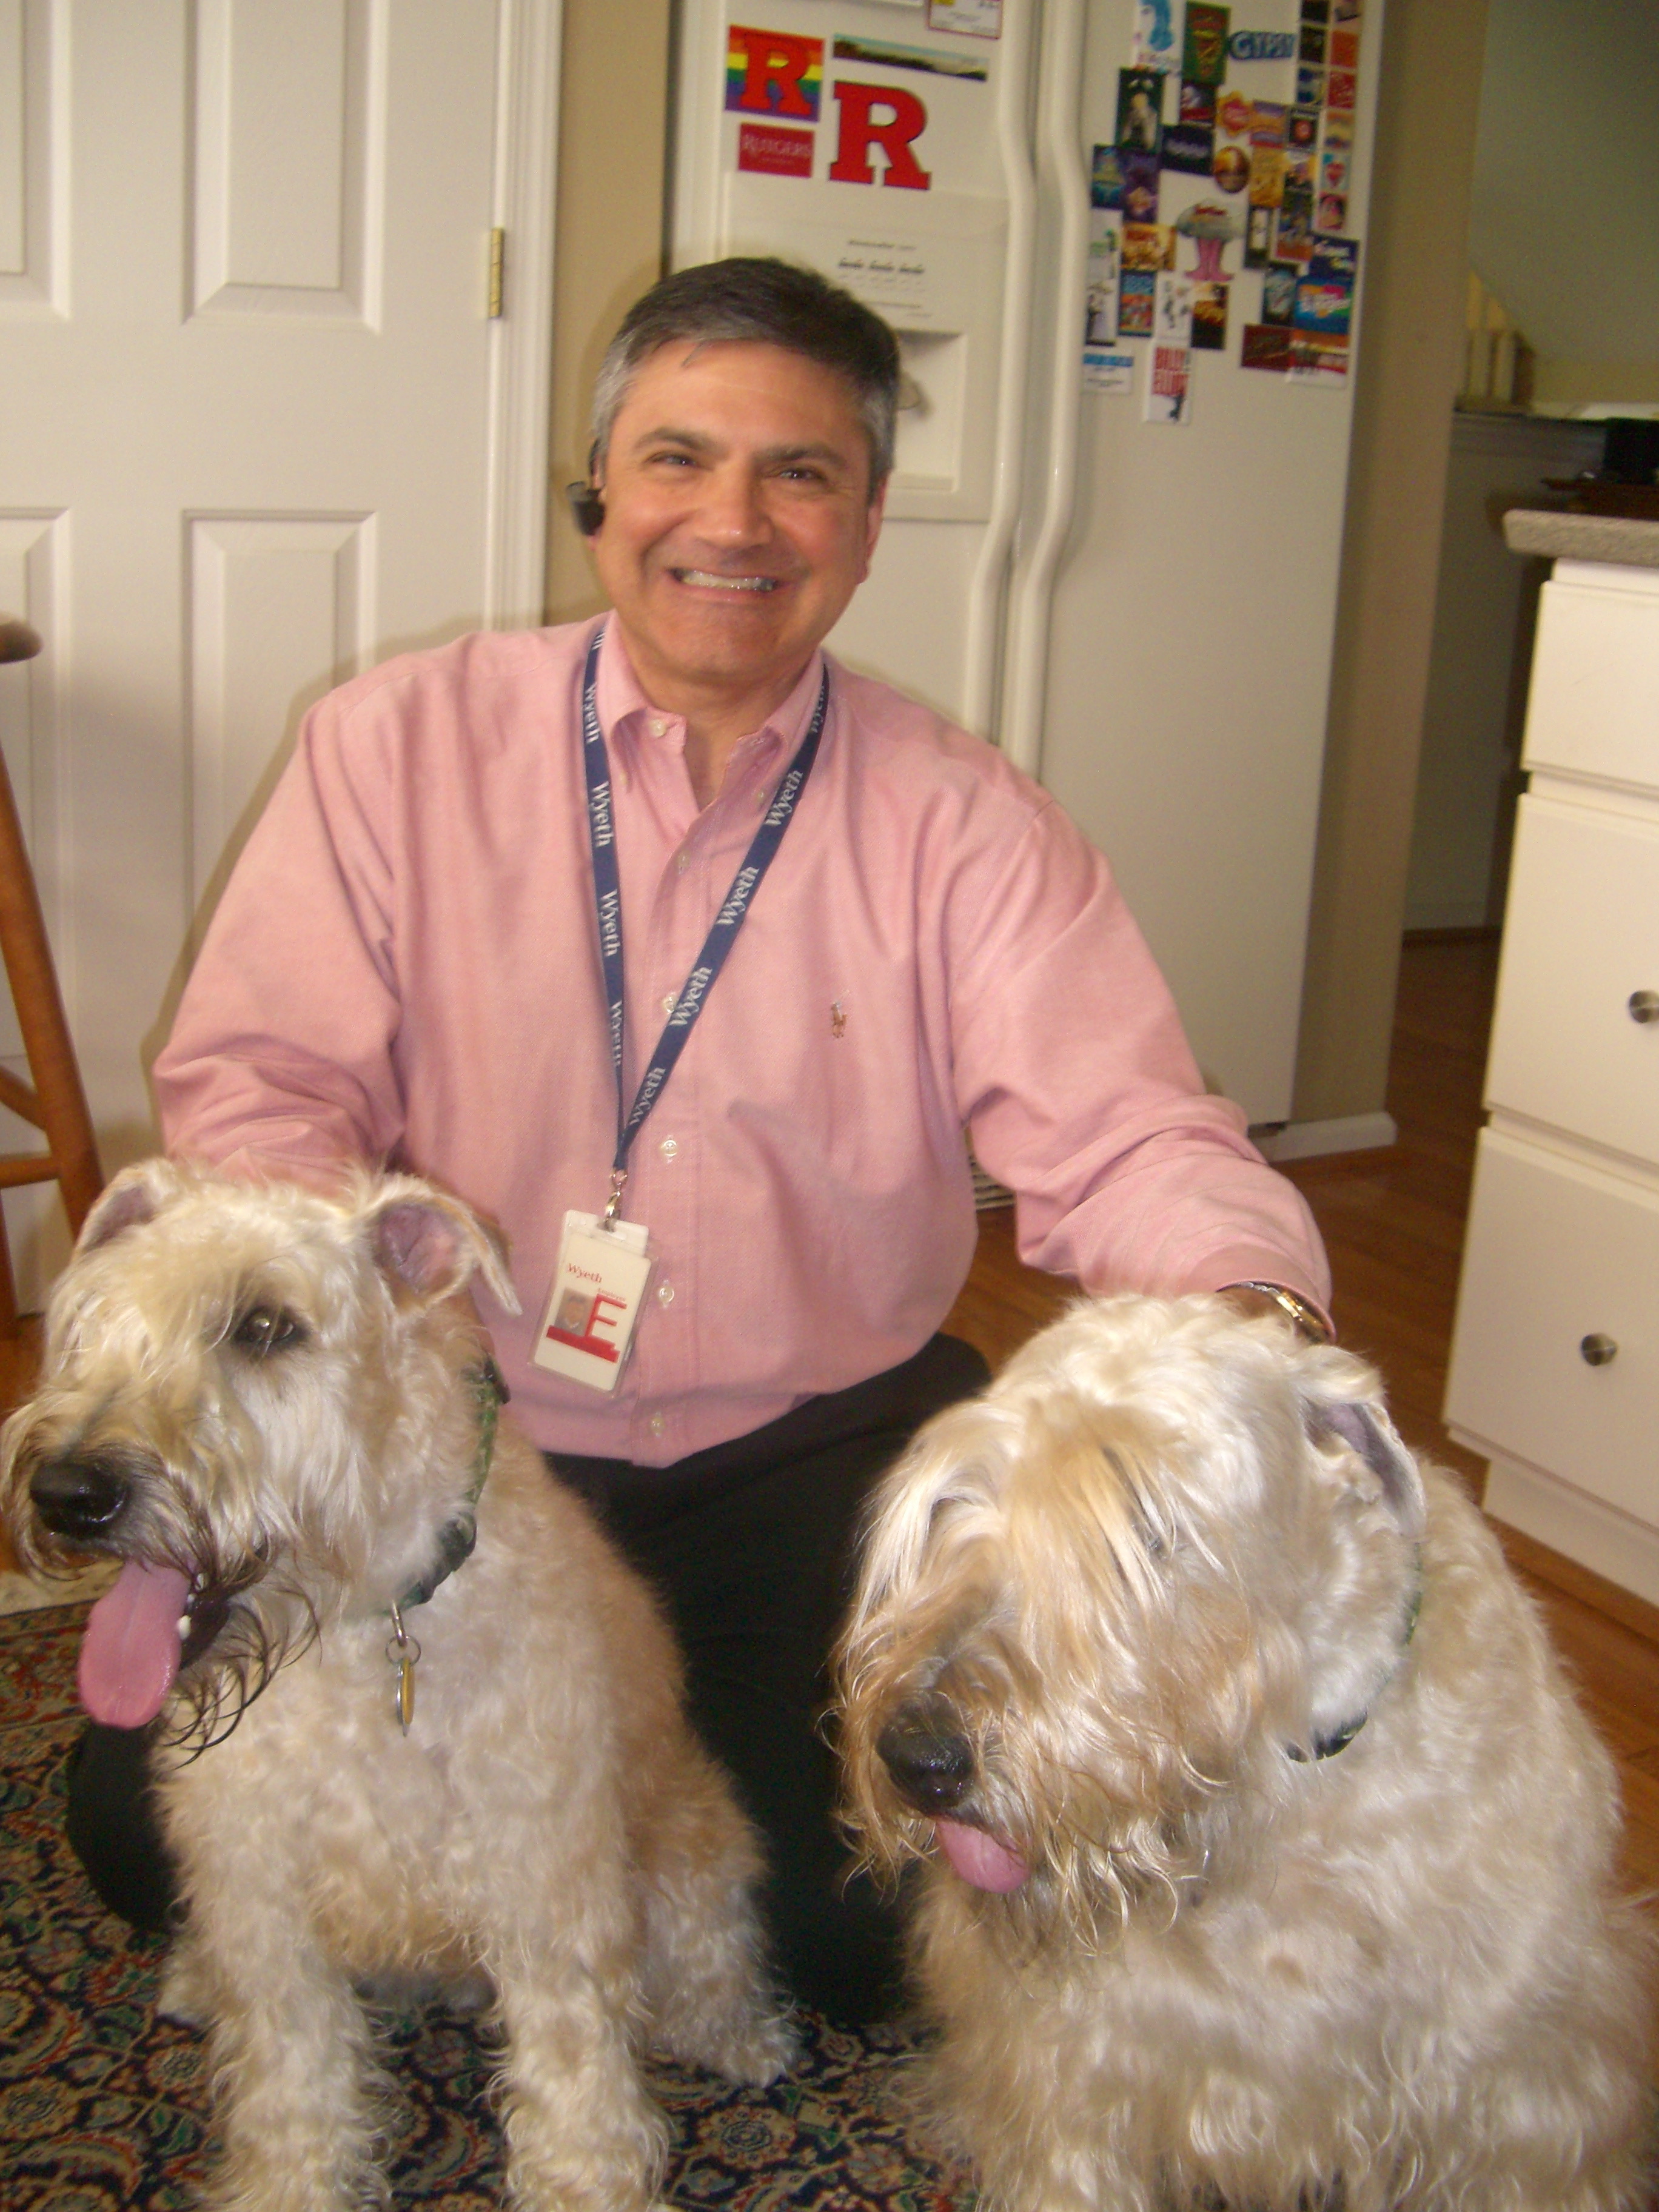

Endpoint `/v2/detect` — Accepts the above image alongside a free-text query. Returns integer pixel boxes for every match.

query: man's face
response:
[591,339,885,715]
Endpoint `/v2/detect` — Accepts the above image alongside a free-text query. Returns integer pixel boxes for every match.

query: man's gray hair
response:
[589,257,900,497]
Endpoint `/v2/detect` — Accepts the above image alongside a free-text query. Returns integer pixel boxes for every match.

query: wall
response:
[1531,361,1659,412]
[1290,0,1490,1122]
[544,0,674,625]
[1469,0,1659,412]
[1404,411,1600,933]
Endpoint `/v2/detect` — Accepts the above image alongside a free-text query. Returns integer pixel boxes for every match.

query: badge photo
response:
[534,1213,654,1393]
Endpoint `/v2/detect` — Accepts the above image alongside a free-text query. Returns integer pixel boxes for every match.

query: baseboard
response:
[1250,1111,1398,1163]
[969,1158,1014,1212]
[1474,1448,1659,1614]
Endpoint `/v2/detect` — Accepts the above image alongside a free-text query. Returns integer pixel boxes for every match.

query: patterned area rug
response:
[1,1601,970,2211]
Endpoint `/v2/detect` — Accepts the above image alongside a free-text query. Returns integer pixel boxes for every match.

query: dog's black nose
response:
[877,1709,976,1813]
[30,1454,132,1541]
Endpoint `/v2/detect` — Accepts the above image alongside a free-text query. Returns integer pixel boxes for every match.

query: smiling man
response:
[74,259,1330,2025]
[589,335,883,805]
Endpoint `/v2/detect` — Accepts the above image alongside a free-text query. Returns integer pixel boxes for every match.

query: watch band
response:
[1222,1281,1335,1344]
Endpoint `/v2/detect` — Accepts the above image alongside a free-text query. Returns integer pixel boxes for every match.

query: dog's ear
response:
[76,1160,173,1254]
[1299,1357,1426,1539]
[362,1184,521,1315]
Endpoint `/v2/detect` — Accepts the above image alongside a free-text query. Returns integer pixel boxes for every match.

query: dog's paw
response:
[155,1939,212,2029]
[717,2009,799,2086]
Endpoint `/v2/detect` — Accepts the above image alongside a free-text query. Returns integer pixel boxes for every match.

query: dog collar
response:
[1290,1548,1423,1763]
[393,1358,508,1613]
[384,1358,509,1735]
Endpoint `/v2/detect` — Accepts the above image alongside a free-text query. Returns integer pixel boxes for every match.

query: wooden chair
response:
[0,617,102,1342]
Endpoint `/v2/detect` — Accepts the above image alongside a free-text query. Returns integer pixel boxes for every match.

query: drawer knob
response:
[1629,990,1659,1024]
[1580,1333,1618,1367]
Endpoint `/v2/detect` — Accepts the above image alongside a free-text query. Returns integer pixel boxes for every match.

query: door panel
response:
[0,0,551,1298]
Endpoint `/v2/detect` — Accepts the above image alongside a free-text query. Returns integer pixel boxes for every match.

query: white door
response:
[0,0,557,1296]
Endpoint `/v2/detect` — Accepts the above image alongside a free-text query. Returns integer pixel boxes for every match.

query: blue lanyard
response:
[580,623,830,1219]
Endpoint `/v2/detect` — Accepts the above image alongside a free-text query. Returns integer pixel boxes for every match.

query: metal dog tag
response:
[386,1604,420,1735]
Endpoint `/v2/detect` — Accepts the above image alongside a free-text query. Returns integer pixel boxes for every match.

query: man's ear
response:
[860,474,888,580]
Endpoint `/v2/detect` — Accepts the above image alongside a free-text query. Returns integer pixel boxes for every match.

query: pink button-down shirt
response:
[153,617,1329,1464]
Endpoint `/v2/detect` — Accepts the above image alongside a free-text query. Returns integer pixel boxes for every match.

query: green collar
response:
[1290,1546,1423,1763]
[394,1358,508,1614]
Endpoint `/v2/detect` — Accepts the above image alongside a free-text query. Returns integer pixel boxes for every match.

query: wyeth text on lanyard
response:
[578,622,831,1223]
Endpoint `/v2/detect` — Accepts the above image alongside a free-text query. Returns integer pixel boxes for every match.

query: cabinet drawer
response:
[1485,796,1659,1162]
[1524,572,1659,788]
[1444,1132,1659,1528]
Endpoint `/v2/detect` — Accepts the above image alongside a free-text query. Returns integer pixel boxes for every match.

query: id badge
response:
[533,1211,652,1392]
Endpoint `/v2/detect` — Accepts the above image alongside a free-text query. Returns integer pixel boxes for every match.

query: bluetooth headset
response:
[566,441,606,538]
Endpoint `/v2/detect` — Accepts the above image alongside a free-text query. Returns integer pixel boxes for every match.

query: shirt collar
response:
[592,617,830,764]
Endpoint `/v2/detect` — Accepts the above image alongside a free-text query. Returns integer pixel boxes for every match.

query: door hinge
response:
[488,227,506,319]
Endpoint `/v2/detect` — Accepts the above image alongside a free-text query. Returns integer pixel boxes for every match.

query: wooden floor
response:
[945,932,1659,1903]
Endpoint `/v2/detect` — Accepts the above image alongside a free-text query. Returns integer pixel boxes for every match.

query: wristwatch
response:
[1221,1281,1334,1344]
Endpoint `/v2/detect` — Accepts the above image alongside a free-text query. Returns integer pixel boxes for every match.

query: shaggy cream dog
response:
[837,1294,1655,2212]
[1,1161,791,2212]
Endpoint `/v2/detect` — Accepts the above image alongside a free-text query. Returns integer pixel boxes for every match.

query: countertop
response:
[1504,508,1659,568]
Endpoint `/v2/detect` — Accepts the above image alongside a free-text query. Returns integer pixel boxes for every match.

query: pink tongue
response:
[78,1561,193,1728]
[934,1817,1030,1892]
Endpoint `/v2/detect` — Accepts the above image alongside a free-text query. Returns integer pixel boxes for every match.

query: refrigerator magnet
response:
[1243,204,1276,268]
[1153,269,1195,344]
[1240,322,1293,371]
[1116,70,1167,156]
[1260,261,1300,326]
[1121,149,1162,222]
[1173,197,1241,281]
[1162,122,1216,175]
[925,0,1002,36]
[1248,147,1287,209]
[1190,281,1229,350]
[1082,349,1137,394]
[1182,4,1232,88]
[1144,342,1192,423]
[1123,221,1175,271]
[1310,234,1359,287]
[1217,91,1254,142]
[1131,0,1181,75]
[1118,269,1158,336]
[1092,144,1127,209]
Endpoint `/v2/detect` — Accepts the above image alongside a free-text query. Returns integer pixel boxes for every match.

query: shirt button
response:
[649,1412,666,1436]
[659,1135,679,1160]
[756,786,769,809]
[655,1281,675,1306]
[662,991,677,1015]
[676,851,689,874]
[650,718,666,737]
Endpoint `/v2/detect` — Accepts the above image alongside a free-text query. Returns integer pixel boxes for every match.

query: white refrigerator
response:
[670,0,1381,1127]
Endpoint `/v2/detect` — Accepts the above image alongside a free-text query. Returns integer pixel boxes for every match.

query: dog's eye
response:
[229,1305,307,1358]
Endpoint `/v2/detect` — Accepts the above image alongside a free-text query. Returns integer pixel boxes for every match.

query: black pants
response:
[64,1333,989,2025]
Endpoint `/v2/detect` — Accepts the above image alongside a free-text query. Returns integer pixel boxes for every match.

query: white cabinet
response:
[1444,548,1659,1604]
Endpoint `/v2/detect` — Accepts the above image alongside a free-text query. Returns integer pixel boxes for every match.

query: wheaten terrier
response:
[1,1161,792,2212]
[836,1294,1655,2212]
